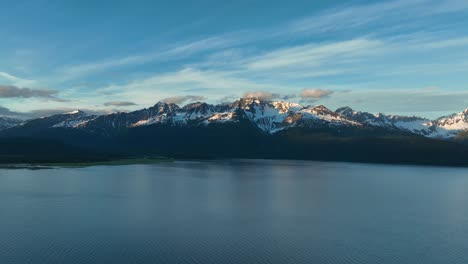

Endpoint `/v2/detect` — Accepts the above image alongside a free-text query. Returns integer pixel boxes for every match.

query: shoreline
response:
[2,157,468,170]
[0,157,173,169]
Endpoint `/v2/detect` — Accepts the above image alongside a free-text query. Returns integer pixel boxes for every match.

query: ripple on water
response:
[1,160,468,263]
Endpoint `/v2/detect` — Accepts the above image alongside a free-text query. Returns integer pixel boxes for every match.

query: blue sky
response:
[1,0,468,119]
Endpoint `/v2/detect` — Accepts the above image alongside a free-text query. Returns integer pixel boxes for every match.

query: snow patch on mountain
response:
[300,105,360,125]
[427,109,468,138]
[52,116,97,128]
[282,105,361,130]
[337,107,436,136]
[207,112,237,123]
[0,117,22,130]
[3,99,468,140]
[238,99,302,132]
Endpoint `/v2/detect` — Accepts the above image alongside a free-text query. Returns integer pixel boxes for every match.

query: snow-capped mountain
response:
[235,99,302,132]
[2,99,468,140]
[12,110,97,132]
[288,105,360,129]
[336,107,434,136]
[178,102,215,122]
[1,99,360,135]
[428,109,468,138]
[52,110,98,128]
[337,106,468,138]
[0,117,22,130]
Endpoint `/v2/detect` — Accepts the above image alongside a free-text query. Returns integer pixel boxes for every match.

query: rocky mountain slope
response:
[2,98,468,139]
[2,99,468,166]
[0,117,22,131]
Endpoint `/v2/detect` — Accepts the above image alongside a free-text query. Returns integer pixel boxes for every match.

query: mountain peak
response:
[271,101,302,113]
[336,106,354,115]
[152,101,180,112]
[238,98,262,106]
[182,102,210,109]
[4,98,468,139]
[181,102,214,116]
[302,105,333,114]
[154,101,170,107]
[312,105,330,111]
[65,110,85,115]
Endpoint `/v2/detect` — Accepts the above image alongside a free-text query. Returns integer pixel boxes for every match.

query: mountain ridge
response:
[2,99,467,139]
[2,99,468,166]
[0,117,22,131]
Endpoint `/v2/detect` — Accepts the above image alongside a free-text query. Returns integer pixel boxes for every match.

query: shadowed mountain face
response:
[2,99,468,138]
[455,130,468,143]
[1,98,468,166]
[0,117,22,130]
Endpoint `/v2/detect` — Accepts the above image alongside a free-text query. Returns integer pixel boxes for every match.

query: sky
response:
[0,0,468,119]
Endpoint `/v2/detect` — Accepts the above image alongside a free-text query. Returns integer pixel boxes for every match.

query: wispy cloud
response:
[0,106,20,117]
[420,36,468,50]
[316,88,468,118]
[242,91,283,101]
[242,91,297,101]
[93,29,468,107]
[279,0,468,37]
[160,95,206,105]
[58,36,238,81]
[1,0,468,117]
[218,95,239,104]
[300,89,334,102]
[30,0,468,86]
[103,101,137,107]
[247,39,383,71]
[100,68,278,105]
[0,72,36,87]
[0,85,67,102]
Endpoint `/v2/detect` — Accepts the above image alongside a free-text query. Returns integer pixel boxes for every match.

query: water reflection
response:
[1,160,468,263]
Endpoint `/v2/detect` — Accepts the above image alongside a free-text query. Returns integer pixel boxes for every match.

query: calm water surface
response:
[1,160,468,264]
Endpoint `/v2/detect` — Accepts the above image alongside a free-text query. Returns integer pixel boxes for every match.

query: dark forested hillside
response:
[2,99,468,166]
[2,121,468,166]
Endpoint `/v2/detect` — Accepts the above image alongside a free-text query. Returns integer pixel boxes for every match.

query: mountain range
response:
[2,98,468,138]
[1,98,468,166]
